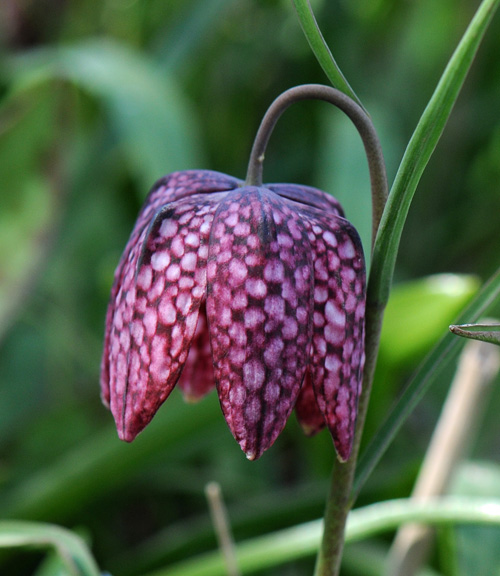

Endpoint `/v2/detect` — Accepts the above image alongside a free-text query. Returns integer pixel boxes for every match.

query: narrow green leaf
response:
[449,323,500,346]
[144,497,500,576]
[0,521,101,576]
[34,552,75,576]
[342,542,440,576]
[347,498,500,542]
[449,462,500,576]
[368,0,500,309]
[291,0,363,108]
[354,266,500,497]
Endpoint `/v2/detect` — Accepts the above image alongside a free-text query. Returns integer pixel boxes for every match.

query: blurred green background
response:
[0,0,500,575]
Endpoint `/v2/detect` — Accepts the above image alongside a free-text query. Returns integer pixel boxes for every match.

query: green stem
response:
[316,2,500,572]
[245,84,387,249]
[369,0,500,309]
[291,0,363,109]
[245,83,388,576]
[314,456,354,576]
[315,299,385,576]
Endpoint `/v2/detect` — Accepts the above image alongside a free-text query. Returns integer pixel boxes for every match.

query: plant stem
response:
[205,482,241,576]
[245,84,387,249]
[315,2,500,572]
[314,454,354,576]
[245,83,388,576]
[315,299,385,576]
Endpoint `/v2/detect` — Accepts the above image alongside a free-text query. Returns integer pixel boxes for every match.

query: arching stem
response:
[245,84,387,250]
[246,84,388,576]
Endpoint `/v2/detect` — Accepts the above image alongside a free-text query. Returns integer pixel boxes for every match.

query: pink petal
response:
[300,206,366,461]
[177,305,216,401]
[108,192,225,441]
[267,183,344,215]
[206,187,313,460]
[295,371,326,436]
[101,170,238,407]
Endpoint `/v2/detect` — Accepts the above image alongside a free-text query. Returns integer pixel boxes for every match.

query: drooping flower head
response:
[101,169,366,461]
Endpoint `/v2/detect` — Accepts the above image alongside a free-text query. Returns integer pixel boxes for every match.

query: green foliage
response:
[379,274,479,367]
[0,521,100,576]
[6,40,204,190]
[0,79,65,341]
[445,462,500,576]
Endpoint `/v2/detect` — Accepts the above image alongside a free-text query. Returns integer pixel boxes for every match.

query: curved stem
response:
[367,0,500,311]
[349,0,500,503]
[246,84,388,576]
[0,521,101,576]
[245,84,387,250]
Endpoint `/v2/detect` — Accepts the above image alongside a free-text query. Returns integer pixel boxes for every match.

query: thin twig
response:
[205,482,241,576]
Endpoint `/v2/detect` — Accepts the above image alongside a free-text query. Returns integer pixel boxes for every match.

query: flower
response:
[101,170,366,461]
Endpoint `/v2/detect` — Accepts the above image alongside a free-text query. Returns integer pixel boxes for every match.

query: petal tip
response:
[112,407,143,443]
[333,438,353,463]
[182,393,202,404]
[239,438,264,461]
[100,391,110,410]
[298,422,321,437]
[117,425,138,443]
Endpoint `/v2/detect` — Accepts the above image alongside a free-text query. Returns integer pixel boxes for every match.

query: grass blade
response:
[369,0,500,309]
[354,266,500,497]
[143,497,500,576]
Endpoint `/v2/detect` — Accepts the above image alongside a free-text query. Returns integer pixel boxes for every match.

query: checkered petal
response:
[206,187,314,460]
[300,205,366,461]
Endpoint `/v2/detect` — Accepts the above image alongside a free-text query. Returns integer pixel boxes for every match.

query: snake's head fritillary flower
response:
[101,169,366,461]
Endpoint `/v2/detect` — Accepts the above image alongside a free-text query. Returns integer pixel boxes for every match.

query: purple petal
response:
[300,206,366,461]
[177,305,216,401]
[267,183,345,216]
[147,170,241,207]
[107,192,226,441]
[206,187,314,460]
[295,371,326,436]
[106,223,151,429]
[101,170,239,407]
